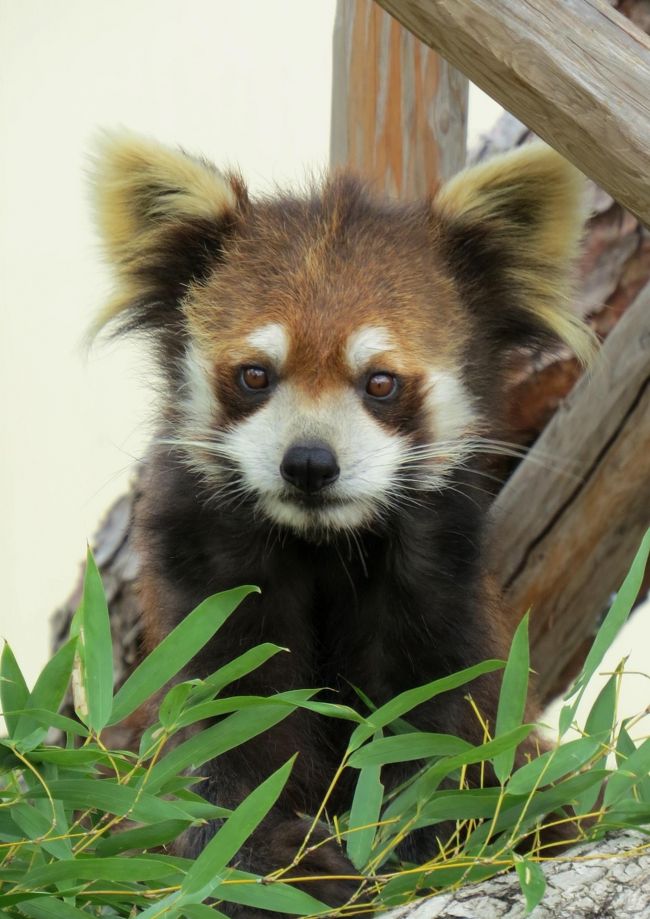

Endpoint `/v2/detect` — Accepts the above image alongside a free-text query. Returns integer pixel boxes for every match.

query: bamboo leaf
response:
[14,638,77,749]
[146,693,316,794]
[0,643,29,736]
[348,732,471,768]
[27,778,195,824]
[211,867,331,915]
[348,659,505,752]
[604,737,650,806]
[560,529,650,735]
[188,643,287,705]
[515,855,546,913]
[76,547,114,733]
[96,819,190,856]
[384,724,534,820]
[347,747,384,869]
[493,612,530,783]
[17,899,91,919]
[109,586,259,726]
[21,855,182,888]
[179,757,295,900]
[507,734,607,796]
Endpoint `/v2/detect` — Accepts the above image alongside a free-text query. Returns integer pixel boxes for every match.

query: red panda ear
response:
[435,143,597,364]
[90,131,244,338]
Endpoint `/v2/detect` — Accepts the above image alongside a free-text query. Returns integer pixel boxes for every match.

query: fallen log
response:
[380,831,650,918]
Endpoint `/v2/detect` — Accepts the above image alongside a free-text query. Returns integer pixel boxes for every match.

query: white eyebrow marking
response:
[424,369,478,441]
[346,325,394,372]
[246,322,289,367]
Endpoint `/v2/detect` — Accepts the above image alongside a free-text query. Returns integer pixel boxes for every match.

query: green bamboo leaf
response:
[466,770,609,851]
[179,757,295,900]
[604,737,650,806]
[414,787,503,827]
[211,867,331,914]
[96,819,190,856]
[21,855,181,888]
[0,643,29,736]
[290,700,366,723]
[615,721,637,767]
[9,802,71,860]
[135,892,183,919]
[14,638,77,749]
[160,681,197,729]
[26,745,120,767]
[77,547,114,733]
[560,529,650,735]
[384,724,534,820]
[347,659,505,752]
[188,643,287,704]
[347,740,384,869]
[173,692,308,730]
[574,671,619,814]
[145,691,316,794]
[27,778,195,824]
[174,692,361,732]
[493,612,530,783]
[585,671,619,738]
[347,683,414,734]
[109,586,259,725]
[2,709,89,738]
[348,732,471,768]
[515,855,546,913]
[378,869,425,907]
[182,906,230,919]
[507,734,607,796]
[17,899,91,919]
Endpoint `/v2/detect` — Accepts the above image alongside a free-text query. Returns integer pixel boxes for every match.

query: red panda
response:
[91,134,595,915]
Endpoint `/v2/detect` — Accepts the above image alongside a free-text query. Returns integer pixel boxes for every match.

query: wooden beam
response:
[373,0,650,226]
[489,281,650,703]
[331,0,467,196]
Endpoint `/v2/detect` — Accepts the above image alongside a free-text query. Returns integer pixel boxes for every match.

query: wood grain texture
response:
[331,0,467,195]
[374,0,650,226]
[489,282,650,702]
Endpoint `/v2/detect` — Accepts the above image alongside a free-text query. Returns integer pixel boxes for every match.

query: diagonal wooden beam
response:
[489,281,650,703]
[374,0,650,226]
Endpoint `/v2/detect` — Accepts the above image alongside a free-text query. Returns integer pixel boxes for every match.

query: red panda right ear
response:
[434,143,597,364]
[90,131,243,338]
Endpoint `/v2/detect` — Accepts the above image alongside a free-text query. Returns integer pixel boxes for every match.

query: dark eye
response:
[241,366,270,391]
[366,372,397,399]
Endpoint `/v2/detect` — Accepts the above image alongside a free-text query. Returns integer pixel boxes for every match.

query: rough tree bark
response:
[381,831,650,918]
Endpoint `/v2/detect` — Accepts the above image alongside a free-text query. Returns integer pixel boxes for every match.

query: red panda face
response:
[175,187,481,536]
[92,134,595,537]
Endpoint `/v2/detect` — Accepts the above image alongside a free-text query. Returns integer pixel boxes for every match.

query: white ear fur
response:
[436,143,597,364]
[90,131,237,330]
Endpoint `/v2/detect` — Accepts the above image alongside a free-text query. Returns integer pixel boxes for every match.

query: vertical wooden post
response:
[331,0,468,197]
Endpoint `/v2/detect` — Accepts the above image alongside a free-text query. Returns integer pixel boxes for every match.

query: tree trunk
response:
[380,831,650,918]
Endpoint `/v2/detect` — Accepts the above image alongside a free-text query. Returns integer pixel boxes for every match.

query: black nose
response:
[280,444,340,494]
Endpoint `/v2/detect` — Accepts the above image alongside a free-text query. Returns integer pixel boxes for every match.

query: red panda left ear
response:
[90,131,244,338]
[434,143,597,364]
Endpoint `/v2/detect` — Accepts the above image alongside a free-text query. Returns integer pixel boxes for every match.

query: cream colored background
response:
[1,1,646,737]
